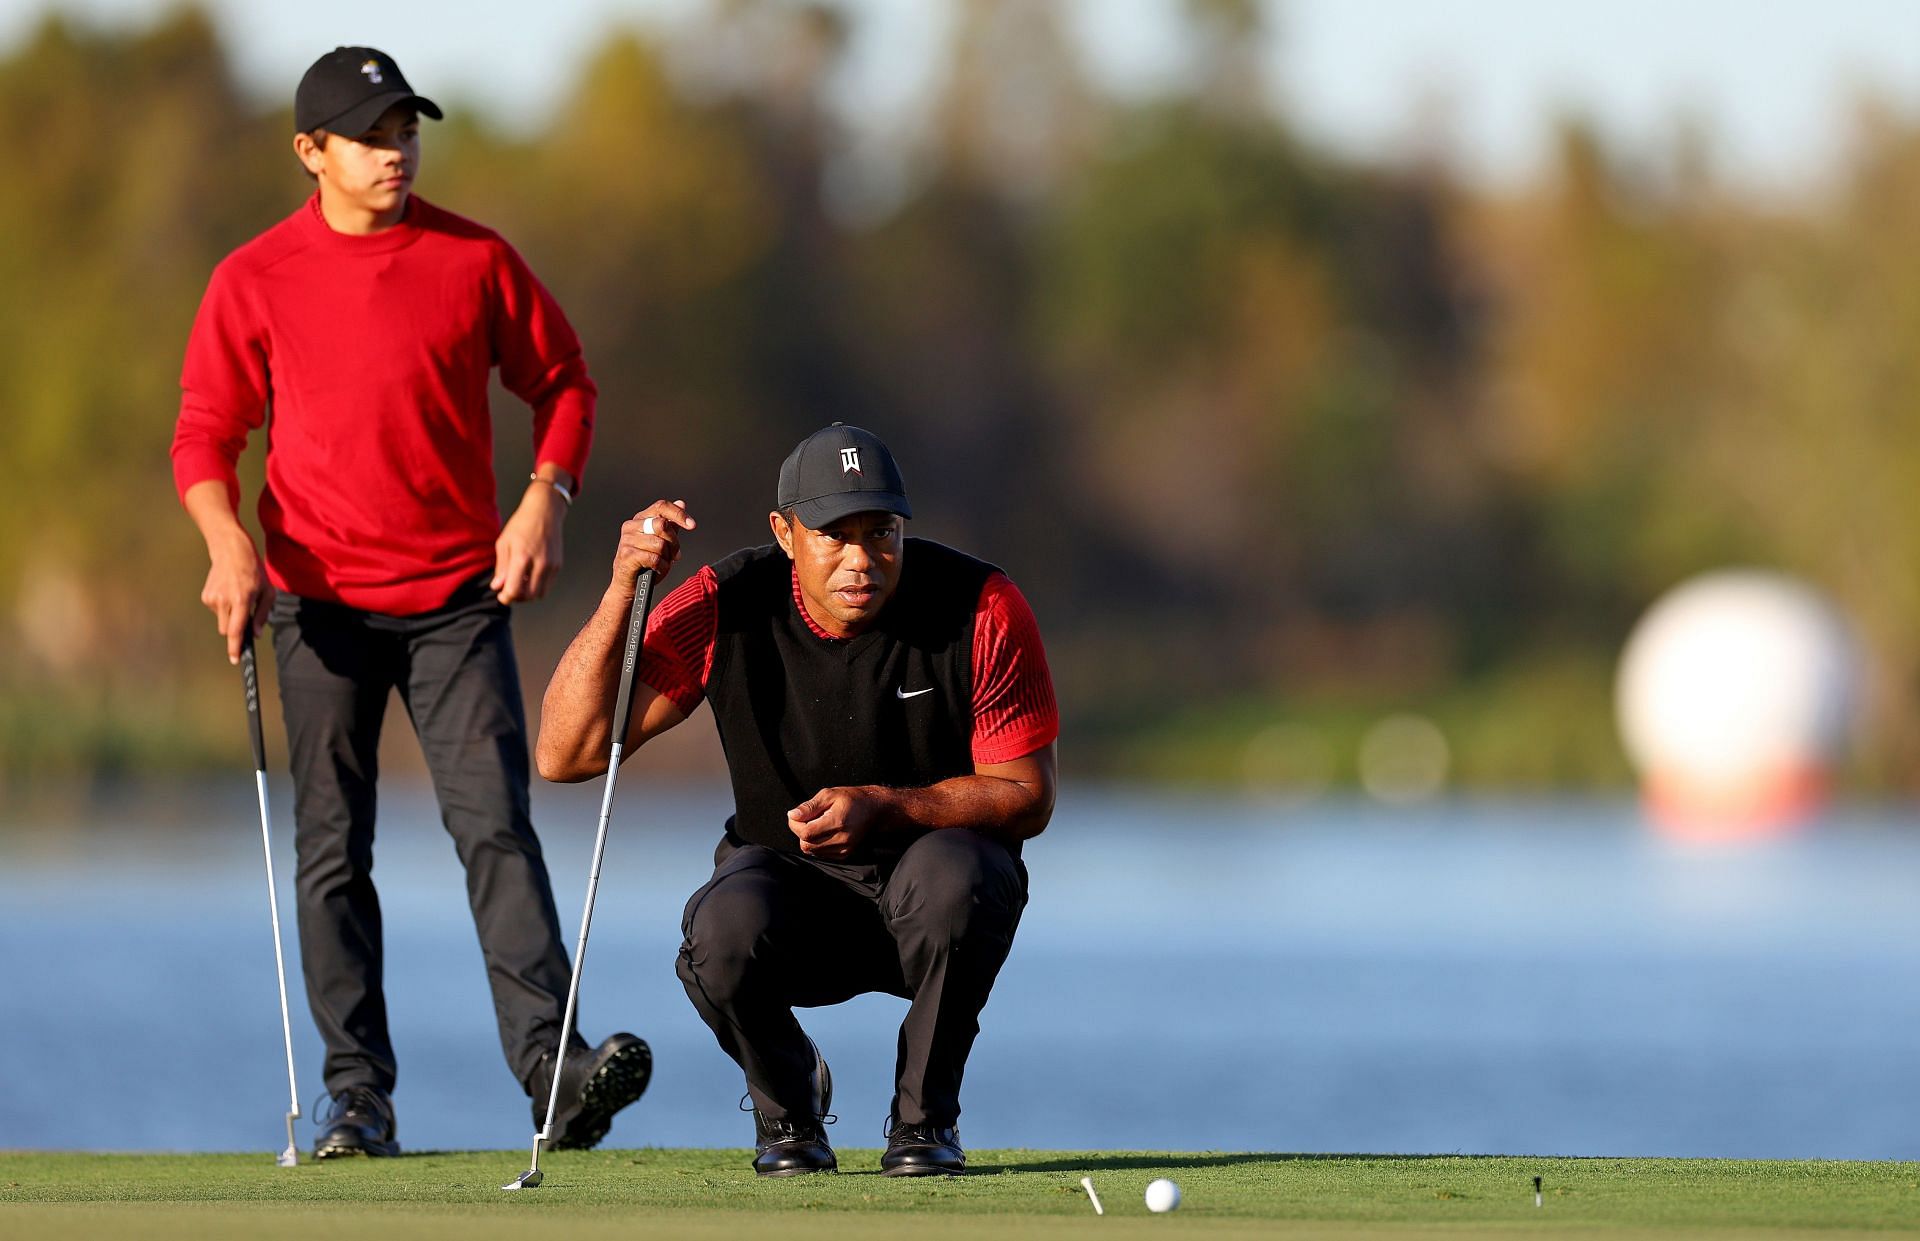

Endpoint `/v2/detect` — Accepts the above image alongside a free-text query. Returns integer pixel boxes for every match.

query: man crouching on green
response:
[537,424,1059,1176]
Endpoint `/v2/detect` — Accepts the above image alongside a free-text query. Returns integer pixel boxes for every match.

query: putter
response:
[504,567,658,1191]
[241,631,302,1167]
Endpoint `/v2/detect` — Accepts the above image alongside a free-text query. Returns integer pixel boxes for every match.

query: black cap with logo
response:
[777,424,913,529]
[295,47,442,136]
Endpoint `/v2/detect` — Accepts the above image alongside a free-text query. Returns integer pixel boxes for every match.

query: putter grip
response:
[609,569,657,750]
[240,632,268,773]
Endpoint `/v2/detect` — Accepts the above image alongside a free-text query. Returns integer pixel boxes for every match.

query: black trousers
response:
[270,579,576,1096]
[676,828,1027,1127]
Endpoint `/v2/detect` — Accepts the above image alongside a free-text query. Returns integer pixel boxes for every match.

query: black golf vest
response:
[706,538,996,860]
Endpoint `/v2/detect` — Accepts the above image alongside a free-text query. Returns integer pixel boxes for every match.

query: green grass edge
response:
[4,1150,1920,1233]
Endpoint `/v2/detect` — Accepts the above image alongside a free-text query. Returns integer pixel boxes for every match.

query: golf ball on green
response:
[1145,1178,1181,1212]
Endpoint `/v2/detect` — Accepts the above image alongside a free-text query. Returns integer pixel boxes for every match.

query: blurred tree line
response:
[4,0,1917,796]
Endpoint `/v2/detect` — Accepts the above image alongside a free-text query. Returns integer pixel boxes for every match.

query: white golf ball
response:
[1144,1177,1181,1212]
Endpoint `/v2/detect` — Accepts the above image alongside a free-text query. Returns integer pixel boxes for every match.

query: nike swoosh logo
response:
[895,687,934,699]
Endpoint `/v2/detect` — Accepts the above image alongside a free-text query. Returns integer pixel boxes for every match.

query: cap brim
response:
[314,92,442,137]
[790,491,912,529]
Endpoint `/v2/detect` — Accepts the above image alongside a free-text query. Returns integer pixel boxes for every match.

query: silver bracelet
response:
[529,472,573,505]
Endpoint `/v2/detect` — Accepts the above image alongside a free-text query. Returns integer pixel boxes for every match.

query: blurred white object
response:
[1617,570,1860,836]
[1358,713,1451,805]
[1144,1177,1182,1212]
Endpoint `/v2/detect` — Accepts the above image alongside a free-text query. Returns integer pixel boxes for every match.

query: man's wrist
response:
[861,785,905,832]
[528,473,573,506]
[207,523,256,561]
[529,462,578,506]
[601,579,638,614]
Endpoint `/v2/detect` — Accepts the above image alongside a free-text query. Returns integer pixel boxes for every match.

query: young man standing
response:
[172,47,649,1158]
[537,425,1058,1177]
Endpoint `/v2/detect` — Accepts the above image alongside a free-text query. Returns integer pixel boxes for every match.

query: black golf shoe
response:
[313,1085,400,1159]
[880,1116,964,1177]
[529,1032,653,1151]
[751,1039,835,1177]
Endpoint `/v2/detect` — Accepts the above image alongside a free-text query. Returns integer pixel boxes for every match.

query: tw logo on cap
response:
[840,448,862,475]
[361,59,384,84]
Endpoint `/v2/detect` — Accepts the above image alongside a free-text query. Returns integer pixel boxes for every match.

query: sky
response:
[3,0,1918,191]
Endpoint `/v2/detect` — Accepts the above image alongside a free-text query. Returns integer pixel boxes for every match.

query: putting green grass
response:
[3,1150,1919,1239]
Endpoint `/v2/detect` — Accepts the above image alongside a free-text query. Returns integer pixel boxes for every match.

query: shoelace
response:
[313,1086,388,1127]
[757,1115,814,1141]
[882,1116,949,1142]
[738,1093,837,1126]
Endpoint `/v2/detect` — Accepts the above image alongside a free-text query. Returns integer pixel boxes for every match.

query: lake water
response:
[4,781,1918,1160]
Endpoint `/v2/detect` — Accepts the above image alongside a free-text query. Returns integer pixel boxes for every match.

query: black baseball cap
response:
[776,424,913,528]
[295,47,442,136]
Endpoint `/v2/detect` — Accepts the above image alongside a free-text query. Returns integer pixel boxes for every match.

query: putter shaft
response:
[502,570,656,1192]
[244,637,302,1167]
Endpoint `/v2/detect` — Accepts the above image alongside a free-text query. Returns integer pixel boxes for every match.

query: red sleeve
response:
[637,565,718,717]
[970,572,1059,765]
[490,241,596,489]
[171,260,267,512]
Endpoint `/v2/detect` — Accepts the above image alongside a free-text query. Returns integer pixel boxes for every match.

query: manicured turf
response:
[3,1150,1919,1238]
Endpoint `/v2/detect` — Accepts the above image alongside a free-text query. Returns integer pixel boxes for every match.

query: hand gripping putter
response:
[504,568,658,1191]
[241,632,302,1167]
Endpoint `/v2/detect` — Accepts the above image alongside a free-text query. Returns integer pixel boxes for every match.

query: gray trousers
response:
[270,578,577,1096]
[677,828,1027,1127]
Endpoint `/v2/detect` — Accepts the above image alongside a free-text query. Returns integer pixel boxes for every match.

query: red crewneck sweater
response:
[172,193,596,615]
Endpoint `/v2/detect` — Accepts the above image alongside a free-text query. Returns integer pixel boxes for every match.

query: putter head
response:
[501,1132,547,1190]
[278,1112,299,1167]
